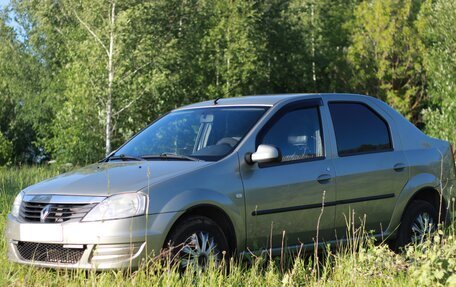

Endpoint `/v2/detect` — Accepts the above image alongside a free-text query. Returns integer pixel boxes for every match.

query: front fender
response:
[158,188,237,214]
[150,188,246,252]
[141,153,245,251]
[385,173,440,236]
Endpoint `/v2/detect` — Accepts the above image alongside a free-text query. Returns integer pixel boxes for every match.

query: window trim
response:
[328,101,394,157]
[255,98,326,168]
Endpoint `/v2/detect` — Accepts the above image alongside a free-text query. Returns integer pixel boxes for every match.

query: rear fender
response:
[385,173,439,236]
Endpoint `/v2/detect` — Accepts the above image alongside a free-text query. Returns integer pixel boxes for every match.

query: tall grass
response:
[0,166,455,286]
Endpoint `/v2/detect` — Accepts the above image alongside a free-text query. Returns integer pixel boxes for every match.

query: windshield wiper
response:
[142,153,201,162]
[108,154,145,161]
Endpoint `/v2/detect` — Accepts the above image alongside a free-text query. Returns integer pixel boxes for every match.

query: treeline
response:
[0,0,454,165]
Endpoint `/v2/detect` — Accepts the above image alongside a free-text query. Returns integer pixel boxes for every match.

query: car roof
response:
[175,93,374,110]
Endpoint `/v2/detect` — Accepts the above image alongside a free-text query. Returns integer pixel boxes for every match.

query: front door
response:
[241,102,336,251]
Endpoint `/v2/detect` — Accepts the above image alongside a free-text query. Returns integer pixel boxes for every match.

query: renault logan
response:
[6,94,456,269]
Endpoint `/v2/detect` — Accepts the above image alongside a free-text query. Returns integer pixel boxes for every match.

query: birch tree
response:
[71,0,116,155]
[201,0,268,98]
[3,0,449,166]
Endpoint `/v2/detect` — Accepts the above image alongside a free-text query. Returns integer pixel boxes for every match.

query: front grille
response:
[19,201,96,223]
[17,242,85,264]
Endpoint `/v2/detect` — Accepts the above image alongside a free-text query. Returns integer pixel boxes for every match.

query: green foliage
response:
[201,0,268,98]
[0,0,455,165]
[347,0,426,122]
[422,103,456,146]
[418,0,456,145]
[37,0,111,163]
[255,0,357,93]
[0,132,12,165]
[0,12,43,164]
[44,88,104,164]
[259,0,316,92]
[405,232,456,286]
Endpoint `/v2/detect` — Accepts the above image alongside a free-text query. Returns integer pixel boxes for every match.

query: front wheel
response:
[165,215,229,270]
[395,200,439,249]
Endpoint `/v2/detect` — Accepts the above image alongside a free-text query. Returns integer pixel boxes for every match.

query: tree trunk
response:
[105,1,115,155]
[311,2,317,91]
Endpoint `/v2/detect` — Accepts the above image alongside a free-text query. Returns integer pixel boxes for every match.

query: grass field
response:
[1,167,455,286]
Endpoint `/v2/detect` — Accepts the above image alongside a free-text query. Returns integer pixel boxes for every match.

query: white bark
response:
[74,1,116,156]
[311,2,317,90]
[105,1,115,155]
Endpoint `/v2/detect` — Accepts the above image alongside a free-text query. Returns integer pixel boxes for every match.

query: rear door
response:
[241,99,336,250]
[328,101,409,238]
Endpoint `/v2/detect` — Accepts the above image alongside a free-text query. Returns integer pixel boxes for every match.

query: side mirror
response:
[245,144,281,165]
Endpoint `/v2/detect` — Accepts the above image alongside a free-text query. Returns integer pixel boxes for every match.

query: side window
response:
[260,107,324,162]
[329,102,392,156]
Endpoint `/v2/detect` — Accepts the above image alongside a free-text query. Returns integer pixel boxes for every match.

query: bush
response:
[423,102,456,146]
[0,132,12,166]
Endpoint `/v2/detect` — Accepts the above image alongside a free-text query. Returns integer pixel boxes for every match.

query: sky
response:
[0,0,9,9]
[0,0,24,41]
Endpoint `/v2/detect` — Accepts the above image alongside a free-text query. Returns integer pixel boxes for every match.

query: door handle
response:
[393,163,406,172]
[317,174,332,184]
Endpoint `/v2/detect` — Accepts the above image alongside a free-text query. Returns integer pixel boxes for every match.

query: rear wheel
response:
[165,215,229,270]
[395,200,439,249]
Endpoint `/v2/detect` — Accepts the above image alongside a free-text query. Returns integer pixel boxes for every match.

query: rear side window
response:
[329,102,392,156]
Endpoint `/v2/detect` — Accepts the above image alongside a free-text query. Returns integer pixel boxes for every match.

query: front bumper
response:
[6,212,181,270]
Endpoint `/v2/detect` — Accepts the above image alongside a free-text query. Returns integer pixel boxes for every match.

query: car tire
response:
[395,200,440,250]
[164,215,230,269]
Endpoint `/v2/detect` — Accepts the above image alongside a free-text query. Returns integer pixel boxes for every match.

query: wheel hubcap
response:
[180,232,219,268]
[411,212,436,244]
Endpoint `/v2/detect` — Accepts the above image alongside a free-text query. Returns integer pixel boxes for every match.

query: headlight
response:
[82,193,147,222]
[11,191,24,218]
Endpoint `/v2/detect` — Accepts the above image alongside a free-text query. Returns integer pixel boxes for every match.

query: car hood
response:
[23,160,213,196]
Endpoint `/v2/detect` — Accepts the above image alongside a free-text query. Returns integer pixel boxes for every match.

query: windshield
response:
[112,106,268,161]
